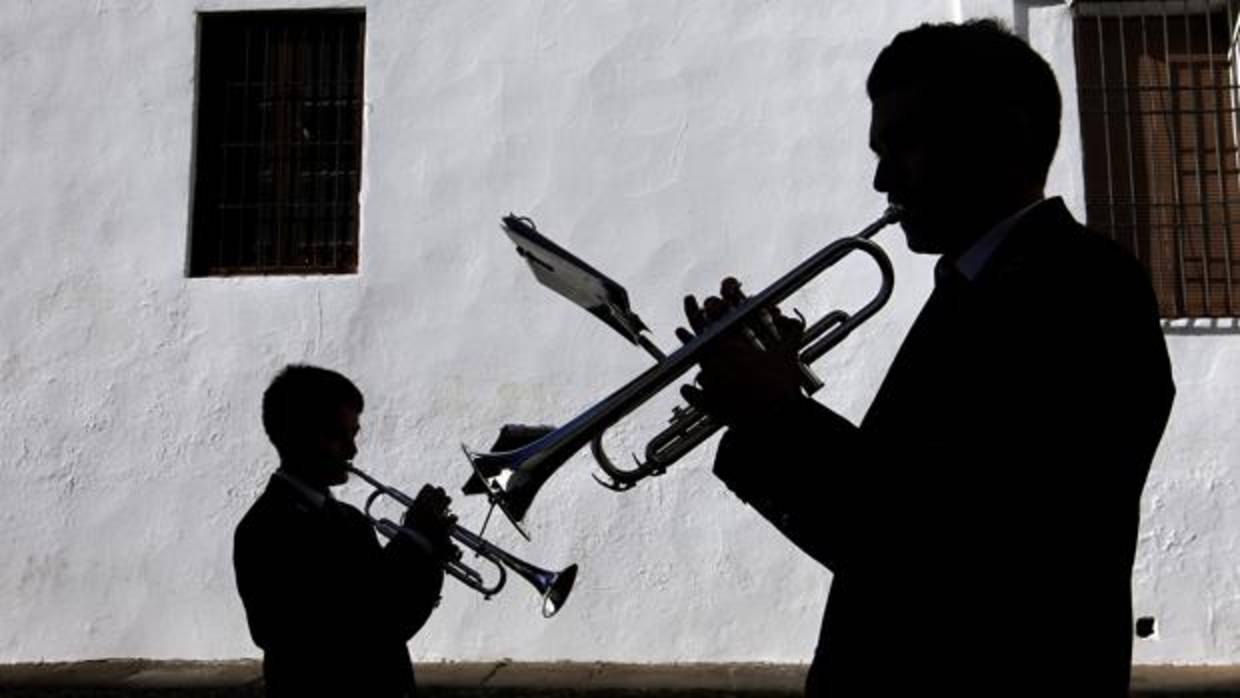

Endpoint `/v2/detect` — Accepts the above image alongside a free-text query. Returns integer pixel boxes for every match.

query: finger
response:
[702,295,728,322]
[680,384,711,413]
[771,309,807,350]
[740,326,768,352]
[684,295,706,333]
[720,277,745,307]
[675,327,695,345]
[753,308,782,347]
[769,306,805,332]
[693,369,711,389]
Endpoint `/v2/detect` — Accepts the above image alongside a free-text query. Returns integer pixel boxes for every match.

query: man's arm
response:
[713,395,866,572]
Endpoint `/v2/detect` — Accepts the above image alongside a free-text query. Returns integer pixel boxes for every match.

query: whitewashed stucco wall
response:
[1,0,1236,666]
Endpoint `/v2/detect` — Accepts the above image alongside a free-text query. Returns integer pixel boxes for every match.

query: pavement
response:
[3,661,1240,696]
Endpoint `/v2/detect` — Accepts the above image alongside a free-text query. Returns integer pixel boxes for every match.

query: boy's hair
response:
[262,364,364,457]
[866,19,1062,186]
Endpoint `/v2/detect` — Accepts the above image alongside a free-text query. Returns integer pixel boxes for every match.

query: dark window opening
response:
[1075,0,1240,318]
[190,10,364,276]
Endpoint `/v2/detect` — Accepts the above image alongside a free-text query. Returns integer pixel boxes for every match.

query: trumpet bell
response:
[461,445,541,540]
[539,563,578,618]
[461,422,577,534]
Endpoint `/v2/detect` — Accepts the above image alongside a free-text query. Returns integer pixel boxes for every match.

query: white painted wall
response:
[0,0,1236,666]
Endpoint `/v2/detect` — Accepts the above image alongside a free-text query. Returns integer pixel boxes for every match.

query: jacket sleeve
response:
[713,396,867,572]
[381,531,446,640]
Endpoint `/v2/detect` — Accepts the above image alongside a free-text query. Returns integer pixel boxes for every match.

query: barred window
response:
[190,10,364,276]
[1074,0,1240,318]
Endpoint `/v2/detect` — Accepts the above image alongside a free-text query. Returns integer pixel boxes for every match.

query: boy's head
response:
[262,364,364,487]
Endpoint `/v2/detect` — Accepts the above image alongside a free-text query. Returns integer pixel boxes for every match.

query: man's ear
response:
[1003,103,1040,170]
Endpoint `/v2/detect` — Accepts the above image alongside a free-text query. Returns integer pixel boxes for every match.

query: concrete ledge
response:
[2,661,1240,694]
[0,660,261,688]
[418,662,807,693]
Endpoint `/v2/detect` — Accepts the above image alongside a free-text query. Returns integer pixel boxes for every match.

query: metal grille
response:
[190,11,364,276]
[1075,0,1240,317]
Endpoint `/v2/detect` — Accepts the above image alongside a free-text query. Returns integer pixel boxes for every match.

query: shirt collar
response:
[274,468,334,510]
[952,197,1046,281]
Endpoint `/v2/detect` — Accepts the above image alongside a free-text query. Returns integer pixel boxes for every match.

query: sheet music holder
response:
[500,214,663,360]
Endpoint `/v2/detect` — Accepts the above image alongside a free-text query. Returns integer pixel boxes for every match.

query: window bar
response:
[332,22,347,270]
[298,21,312,270]
[293,22,306,269]
[1164,6,1192,315]
[259,26,273,270]
[216,25,231,274]
[241,25,256,270]
[332,22,346,270]
[315,21,327,270]
[279,24,292,269]
[1228,0,1240,312]
[298,21,310,270]
[354,22,365,268]
[1119,14,1143,253]
[280,22,291,270]
[304,20,317,270]
[1205,2,1237,314]
[1139,12,1164,300]
[1228,0,1240,189]
[1097,14,1121,242]
[1186,0,1215,312]
[305,21,316,269]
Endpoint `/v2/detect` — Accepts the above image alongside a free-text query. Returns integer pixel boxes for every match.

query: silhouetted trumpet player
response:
[234,366,576,698]
[677,19,1174,698]
[234,365,448,698]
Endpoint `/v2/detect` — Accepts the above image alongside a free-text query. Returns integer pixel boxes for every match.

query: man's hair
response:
[262,364,363,457]
[866,19,1062,186]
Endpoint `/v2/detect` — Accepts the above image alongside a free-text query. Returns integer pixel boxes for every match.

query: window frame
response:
[188,8,366,278]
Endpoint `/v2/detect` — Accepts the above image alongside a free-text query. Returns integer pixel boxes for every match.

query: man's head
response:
[262,364,364,488]
[867,19,1061,255]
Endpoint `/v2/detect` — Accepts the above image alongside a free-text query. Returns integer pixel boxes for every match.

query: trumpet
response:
[463,206,901,535]
[348,465,578,618]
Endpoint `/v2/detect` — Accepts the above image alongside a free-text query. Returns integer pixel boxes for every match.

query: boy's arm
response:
[381,531,446,640]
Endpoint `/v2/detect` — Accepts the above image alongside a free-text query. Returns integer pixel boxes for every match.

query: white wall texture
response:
[0,0,1236,666]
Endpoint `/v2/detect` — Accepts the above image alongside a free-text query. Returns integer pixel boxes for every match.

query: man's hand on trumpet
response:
[676,277,807,428]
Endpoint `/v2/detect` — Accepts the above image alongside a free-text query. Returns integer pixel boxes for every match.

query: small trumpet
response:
[348,465,578,618]
[463,206,902,533]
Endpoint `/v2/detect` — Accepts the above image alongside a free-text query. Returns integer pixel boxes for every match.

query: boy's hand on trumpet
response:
[676,277,807,428]
[403,485,455,559]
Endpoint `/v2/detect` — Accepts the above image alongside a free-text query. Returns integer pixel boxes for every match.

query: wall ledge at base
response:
[1,660,1239,692]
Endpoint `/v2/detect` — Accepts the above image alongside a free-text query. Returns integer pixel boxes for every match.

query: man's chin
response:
[900,220,940,255]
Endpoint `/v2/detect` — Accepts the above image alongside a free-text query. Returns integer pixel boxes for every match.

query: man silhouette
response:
[680,20,1175,696]
[234,364,452,697]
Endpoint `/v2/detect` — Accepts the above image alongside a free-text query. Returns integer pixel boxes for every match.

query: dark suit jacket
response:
[715,198,1175,696]
[234,472,445,698]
